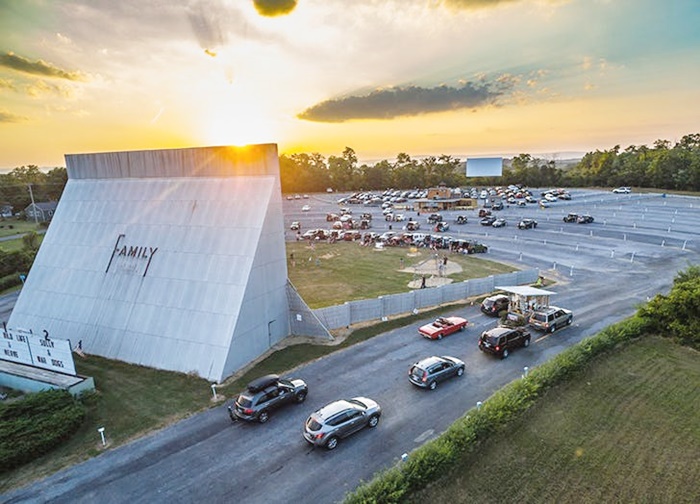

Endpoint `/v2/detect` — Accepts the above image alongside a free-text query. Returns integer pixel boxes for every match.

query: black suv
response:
[480,294,510,316]
[478,326,531,359]
[228,374,308,423]
[563,213,578,223]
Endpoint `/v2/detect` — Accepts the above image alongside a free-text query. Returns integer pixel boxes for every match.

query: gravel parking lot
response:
[5,188,699,504]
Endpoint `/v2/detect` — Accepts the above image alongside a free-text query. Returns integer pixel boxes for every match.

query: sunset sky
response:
[1,0,698,170]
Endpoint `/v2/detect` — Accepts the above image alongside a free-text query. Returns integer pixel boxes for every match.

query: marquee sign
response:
[1,326,77,375]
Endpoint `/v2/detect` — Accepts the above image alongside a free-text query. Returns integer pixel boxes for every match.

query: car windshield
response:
[348,398,367,409]
[306,418,322,431]
[481,333,498,344]
[410,366,425,377]
[236,395,253,408]
[483,299,495,308]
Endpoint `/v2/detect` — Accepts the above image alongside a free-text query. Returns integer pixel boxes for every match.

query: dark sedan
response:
[518,218,538,229]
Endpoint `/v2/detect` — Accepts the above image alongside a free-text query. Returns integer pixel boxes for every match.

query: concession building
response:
[7,144,300,382]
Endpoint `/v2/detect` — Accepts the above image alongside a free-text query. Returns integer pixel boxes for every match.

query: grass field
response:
[0,220,42,239]
[410,337,700,503]
[286,241,516,308]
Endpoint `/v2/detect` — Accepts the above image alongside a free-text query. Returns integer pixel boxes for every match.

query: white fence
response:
[313,269,539,329]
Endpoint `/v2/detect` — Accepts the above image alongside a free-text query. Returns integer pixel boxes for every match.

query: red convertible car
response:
[419,316,468,340]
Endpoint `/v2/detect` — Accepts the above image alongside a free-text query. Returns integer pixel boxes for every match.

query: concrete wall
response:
[313,269,539,329]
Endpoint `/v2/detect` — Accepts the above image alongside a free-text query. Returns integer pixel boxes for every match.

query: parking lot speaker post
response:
[210,383,218,400]
[401,453,409,462]
[98,427,106,446]
[476,401,483,410]
[522,367,529,378]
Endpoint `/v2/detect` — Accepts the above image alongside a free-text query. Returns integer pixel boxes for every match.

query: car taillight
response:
[495,346,500,351]
[422,372,427,383]
[244,408,253,414]
[314,433,324,440]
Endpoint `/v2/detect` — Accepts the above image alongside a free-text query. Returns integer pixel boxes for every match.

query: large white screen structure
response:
[466,157,503,177]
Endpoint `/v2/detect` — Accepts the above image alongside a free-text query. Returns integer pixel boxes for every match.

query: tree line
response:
[0,165,67,213]
[280,133,700,193]
[2,133,699,210]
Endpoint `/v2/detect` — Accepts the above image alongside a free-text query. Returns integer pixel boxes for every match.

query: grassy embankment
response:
[408,336,700,503]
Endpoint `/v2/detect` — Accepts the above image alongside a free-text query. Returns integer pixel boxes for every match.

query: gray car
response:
[303,397,381,450]
[408,355,465,390]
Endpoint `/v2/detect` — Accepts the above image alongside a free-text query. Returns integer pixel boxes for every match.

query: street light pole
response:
[27,184,38,225]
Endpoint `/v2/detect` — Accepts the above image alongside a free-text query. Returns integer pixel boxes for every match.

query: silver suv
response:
[529,306,573,332]
[303,397,381,450]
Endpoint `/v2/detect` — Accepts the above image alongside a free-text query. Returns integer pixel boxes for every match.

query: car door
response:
[552,310,564,329]
[506,331,519,349]
[340,409,366,437]
[435,362,452,382]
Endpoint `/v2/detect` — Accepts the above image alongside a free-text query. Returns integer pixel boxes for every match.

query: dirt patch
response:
[400,254,462,288]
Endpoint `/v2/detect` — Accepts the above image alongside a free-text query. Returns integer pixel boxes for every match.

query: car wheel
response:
[523,337,531,347]
[550,325,556,333]
[326,436,339,450]
[459,325,465,332]
[258,411,269,424]
[457,367,464,377]
[295,391,307,403]
[429,381,437,390]
[567,317,572,325]
[437,334,443,340]
[368,415,379,428]
[501,348,509,359]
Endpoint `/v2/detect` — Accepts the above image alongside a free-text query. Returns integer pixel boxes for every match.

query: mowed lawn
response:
[410,337,700,503]
[286,241,517,308]
[0,220,42,239]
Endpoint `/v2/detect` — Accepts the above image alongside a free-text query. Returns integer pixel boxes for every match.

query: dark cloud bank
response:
[253,0,297,17]
[297,81,509,123]
[0,52,84,81]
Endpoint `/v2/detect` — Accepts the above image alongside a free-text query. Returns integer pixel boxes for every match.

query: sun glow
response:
[198,102,279,147]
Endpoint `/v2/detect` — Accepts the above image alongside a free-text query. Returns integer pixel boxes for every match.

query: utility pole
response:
[28,183,38,224]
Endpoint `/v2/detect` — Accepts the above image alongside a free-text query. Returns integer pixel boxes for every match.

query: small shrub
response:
[0,389,86,473]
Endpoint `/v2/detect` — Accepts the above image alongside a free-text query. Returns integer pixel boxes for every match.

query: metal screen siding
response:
[9,145,289,382]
